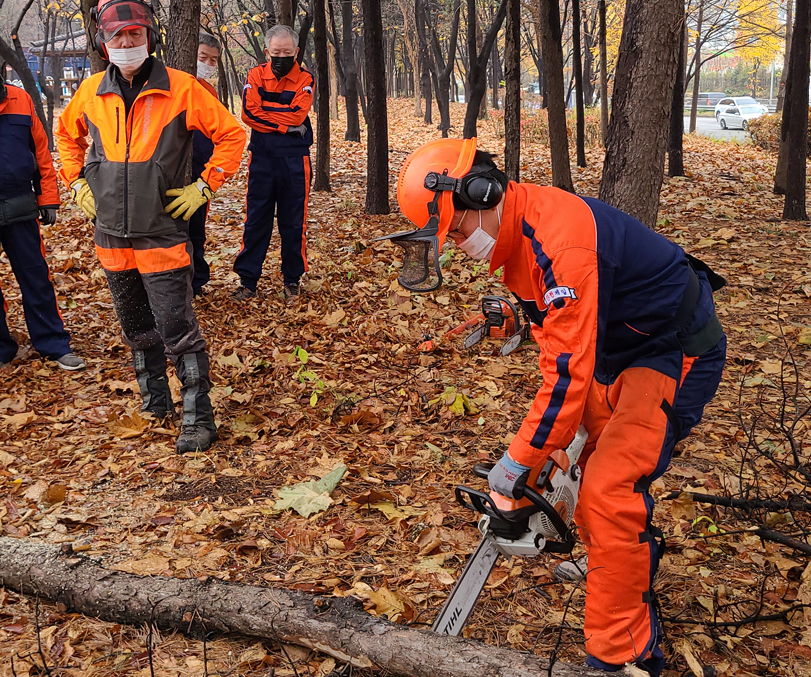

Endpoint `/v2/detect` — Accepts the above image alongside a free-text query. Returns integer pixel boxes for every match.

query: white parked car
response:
[714,96,768,130]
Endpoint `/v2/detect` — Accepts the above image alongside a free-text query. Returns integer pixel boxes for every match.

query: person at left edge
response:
[0,74,85,371]
[189,32,225,297]
[55,0,246,453]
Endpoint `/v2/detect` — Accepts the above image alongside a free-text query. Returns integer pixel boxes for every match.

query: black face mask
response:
[270,56,295,80]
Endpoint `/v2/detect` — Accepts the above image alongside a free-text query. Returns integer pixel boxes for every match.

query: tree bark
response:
[277,0,294,26]
[572,0,586,168]
[599,0,681,229]
[462,0,506,139]
[0,538,595,677]
[415,0,433,125]
[782,0,810,220]
[342,0,361,141]
[81,0,107,73]
[164,0,201,74]
[688,1,702,135]
[539,0,573,191]
[598,0,608,145]
[362,0,389,214]
[424,0,461,137]
[776,0,793,114]
[314,0,331,191]
[504,0,520,181]
[668,10,686,178]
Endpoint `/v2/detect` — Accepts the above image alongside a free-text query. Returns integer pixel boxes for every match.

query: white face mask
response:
[197,61,217,80]
[108,43,149,75]
[457,206,501,260]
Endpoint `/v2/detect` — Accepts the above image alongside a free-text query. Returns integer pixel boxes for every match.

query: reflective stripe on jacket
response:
[242,60,314,156]
[492,183,717,468]
[0,84,60,206]
[56,60,246,238]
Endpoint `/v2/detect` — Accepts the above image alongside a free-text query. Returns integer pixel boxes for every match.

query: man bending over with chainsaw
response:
[380,138,726,674]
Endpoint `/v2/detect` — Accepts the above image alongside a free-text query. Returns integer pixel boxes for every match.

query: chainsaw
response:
[432,425,588,636]
[420,295,531,356]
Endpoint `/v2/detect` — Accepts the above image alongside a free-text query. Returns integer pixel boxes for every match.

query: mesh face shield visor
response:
[374,193,444,293]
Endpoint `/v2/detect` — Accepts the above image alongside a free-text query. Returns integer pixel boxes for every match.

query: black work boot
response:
[174,351,217,453]
[133,345,173,417]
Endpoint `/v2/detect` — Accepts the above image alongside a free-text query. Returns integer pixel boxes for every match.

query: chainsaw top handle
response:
[455,464,574,551]
[482,295,519,331]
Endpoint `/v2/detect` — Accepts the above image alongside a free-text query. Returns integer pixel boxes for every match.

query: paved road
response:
[683,116,748,142]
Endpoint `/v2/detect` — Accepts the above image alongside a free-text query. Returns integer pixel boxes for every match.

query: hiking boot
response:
[176,424,217,453]
[175,352,217,454]
[134,345,174,417]
[55,352,85,371]
[231,285,256,301]
[283,283,300,302]
[553,555,589,582]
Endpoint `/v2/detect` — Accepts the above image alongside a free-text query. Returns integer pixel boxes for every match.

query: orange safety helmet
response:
[377,137,504,292]
[397,137,478,250]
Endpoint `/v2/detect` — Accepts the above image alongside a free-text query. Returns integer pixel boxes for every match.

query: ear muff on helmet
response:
[423,168,504,211]
[92,0,157,60]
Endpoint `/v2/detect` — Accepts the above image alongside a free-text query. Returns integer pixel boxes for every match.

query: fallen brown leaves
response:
[1,99,811,677]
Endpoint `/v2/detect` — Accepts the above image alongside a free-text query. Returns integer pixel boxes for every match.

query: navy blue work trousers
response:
[0,218,71,363]
[234,153,310,290]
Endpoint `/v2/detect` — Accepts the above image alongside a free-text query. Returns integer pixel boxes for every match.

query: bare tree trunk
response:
[165,0,201,74]
[776,0,792,114]
[362,0,389,214]
[504,0,520,180]
[314,0,331,191]
[328,38,340,120]
[81,0,107,73]
[668,9,686,177]
[415,0,433,125]
[36,8,56,150]
[782,0,809,220]
[688,1,703,135]
[462,0,506,138]
[342,0,361,141]
[572,0,585,167]
[598,0,608,144]
[277,0,294,26]
[425,0,461,137]
[539,0,573,191]
[599,0,681,228]
[0,538,594,677]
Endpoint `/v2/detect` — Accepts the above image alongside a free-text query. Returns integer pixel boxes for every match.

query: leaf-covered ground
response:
[2,100,811,676]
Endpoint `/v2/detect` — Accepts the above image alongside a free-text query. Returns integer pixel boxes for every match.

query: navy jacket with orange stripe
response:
[56,59,246,239]
[242,61,314,157]
[0,83,60,206]
[492,183,718,469]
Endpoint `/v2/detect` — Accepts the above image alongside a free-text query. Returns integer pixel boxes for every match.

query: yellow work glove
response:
[165,179,212,221]
[70,179,96,220]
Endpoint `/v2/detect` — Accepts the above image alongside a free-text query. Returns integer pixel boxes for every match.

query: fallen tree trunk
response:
[0,538,596,677]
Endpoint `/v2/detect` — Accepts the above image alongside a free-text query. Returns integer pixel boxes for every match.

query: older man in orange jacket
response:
[56,0,245,452]
[233,24,314,302]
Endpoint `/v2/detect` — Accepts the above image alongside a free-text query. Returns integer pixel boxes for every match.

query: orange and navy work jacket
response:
[242,60,314,156]
[0,83,60,206]
[56,59,246,239]
[493,183,718,469]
